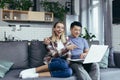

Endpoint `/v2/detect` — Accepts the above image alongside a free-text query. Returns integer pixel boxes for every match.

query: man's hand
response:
[44,37,51,45]
[66,44,77,50]
[80,53,87,59]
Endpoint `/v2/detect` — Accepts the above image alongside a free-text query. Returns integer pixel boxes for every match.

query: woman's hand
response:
[66,44,77,50]
[44,37,51,45]
[80,53,87,59]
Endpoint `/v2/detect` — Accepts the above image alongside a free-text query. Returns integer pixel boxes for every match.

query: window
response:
[89,0,100,41]
[80,0,104,43]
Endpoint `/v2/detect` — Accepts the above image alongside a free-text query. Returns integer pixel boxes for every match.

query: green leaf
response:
[40,0,68,21]
[80,27,96,41]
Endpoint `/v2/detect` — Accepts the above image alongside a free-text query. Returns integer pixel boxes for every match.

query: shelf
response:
[45,12,54,21]
[0,9,54,22]
[2,10,12,20]
[13,11,28,20]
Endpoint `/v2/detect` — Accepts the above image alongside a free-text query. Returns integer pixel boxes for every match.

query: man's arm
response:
[80,49,89,59]
[84,48,89,54]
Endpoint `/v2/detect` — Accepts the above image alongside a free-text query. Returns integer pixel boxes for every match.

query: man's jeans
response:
[70,62,100,80]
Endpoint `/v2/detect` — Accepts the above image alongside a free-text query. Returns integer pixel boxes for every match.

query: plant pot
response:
[4,3,9,10]
[88,40,99,47]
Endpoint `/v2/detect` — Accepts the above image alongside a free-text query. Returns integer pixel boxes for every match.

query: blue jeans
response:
[48,58,72,77]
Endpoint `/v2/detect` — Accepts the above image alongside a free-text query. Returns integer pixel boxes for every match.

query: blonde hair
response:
[51,21,66,43]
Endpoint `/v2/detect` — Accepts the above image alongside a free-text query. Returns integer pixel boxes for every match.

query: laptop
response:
[69,45,109,64]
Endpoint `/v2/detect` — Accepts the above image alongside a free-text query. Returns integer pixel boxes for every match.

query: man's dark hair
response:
[70,21,82,29]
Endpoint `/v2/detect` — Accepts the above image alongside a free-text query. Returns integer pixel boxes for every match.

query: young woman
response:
[19,21,77,79]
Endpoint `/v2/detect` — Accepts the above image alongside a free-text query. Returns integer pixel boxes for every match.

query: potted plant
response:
[80,27,96,42]
[0,0,11,9]
[80,27,98,46]
[0,0,33,11]
[0,1,4,8]
[19,0,33,10]
[40,0,68,21]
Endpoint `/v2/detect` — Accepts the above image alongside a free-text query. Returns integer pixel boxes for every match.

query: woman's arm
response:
[59,43,77,56]
[44,37,51,45]
[43,37,58,56]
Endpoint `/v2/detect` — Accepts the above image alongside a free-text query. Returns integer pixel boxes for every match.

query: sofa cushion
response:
[0,60,13,78]
[0,69,33,80]
[98,48,109,68]
[0,69,75,80]
[100,68,120,80]
[29,41,48,68]
[114,52,120,68]
[33,76,76,80]
[0,41,29,69]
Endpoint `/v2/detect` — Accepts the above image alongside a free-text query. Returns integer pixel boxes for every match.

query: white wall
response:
[112,24,120,52]
[65,15,79,36]
[0,26,52,41]
[0,0,72,41]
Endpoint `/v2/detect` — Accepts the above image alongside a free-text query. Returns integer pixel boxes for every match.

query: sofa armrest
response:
[114,52,120,68]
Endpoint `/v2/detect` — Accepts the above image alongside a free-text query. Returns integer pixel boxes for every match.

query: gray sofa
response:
[100,51,120,80]
[0,41,120,80]
[0,41,76,80]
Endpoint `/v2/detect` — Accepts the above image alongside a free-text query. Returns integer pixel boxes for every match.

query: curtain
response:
[103,0,113,48]
[79,0,90,28]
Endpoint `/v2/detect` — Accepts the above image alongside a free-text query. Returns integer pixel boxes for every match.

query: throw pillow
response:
[98,48,109,68]
[108,47,115,67]
[29,41,48,68]
[0,60,13,78]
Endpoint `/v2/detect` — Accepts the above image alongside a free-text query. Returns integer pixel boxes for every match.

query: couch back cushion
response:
[29,41,48,68]
[0,41,29,69]
[114,52,120,68]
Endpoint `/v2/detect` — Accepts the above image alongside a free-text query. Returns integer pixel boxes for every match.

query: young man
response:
[69,21,100,80]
